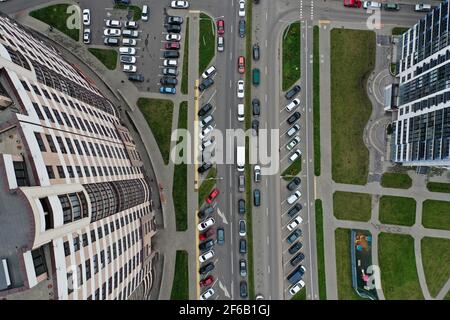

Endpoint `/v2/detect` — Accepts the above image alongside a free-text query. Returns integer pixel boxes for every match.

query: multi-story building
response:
[0,15,157,299]
[388,0,450,167]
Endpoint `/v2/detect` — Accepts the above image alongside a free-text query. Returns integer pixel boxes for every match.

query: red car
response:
[199,228,215,241]
[199,275,214,287]
[206,188,220,204]
[238,56,245,74]
[217,19,225,35]
[164,42,180,50]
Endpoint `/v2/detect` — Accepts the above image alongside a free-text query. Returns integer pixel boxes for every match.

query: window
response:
[65,138,75,154]
[63,241,71,256]
[33,103,44,120]
[84,166,91,177]
[45,134,57,152]
[56,136,67,154]
[34,132,46,152]
[85,259,91,280]
[73,236,80,252]
[100,250,105,269]
[42,106,54,123]
[67,166,74,178]
[59,195,72,223]
[82,233,88,247]
[93,254,99,274]
[57,166,66,179]
[46,166,55,179]
[74,140,83,155]
[13,161,29,187]
[97,226,103,239]
[69,193,81,221]
[76,166,83,178]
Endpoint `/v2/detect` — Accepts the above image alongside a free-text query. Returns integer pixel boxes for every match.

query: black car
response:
[239,19,245,38]
[288,241,303,255]
[253,43,260,60]
[199,78,214,92]
[199,262,215,274]
[199,239,215,251]
[287,229,302,244]
[240,281,248,298]
[239,239,247,254]
[238,199,245,214]
[287,112,301,125]
[166,16,183,25]
[198,162,212,174]
[160,77,178,85]
[197,205,214,219]
[290,252,305,267]
[163,51,180,58]
[287,177,301,191]
[128,74,144,82]
[252,98,260,116]
[287,203,302,218]
[253,189,261,206]
[252,119,259,136]
[285,85,301,100]
[166,24,182,33]
[198,103,213,117]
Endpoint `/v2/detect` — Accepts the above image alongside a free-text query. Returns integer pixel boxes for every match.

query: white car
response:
[239,219,246,237]
[200,288,215,300]
[164,59,178,67]
[202,65,217,79]
[238,0,246,17]
[287,215,303,231]
[287,124,300,137]
[199,250,215,263]
[289,149,302,162]
[166,33,181,41]
[123,64,137,73]
[285,98,300,112]
[287,190,301,205]
[122,38,137,46]
[237,103,245,122]
[120,55,137,64]
[200,115,214,128]
[200,138,215,151]
[254,165,261,182]
[171,0,190,8]
[119,47,136,55]
[200,125,214,139]
[217,36,224,52]
[286,136,301,151]
[82,9,90,26]
[198,217,215,231]
[83,28,91,44]
[125,21,138,29]
[237,80,244,98]
[415,4,432,12]
[363,1,381,9]
[104,28,121,37]
[289,280,306,296]
[106,19,121,28]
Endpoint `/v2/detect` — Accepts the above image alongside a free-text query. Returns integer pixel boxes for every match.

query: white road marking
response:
[219,280,231,298]
[217,207,228,224]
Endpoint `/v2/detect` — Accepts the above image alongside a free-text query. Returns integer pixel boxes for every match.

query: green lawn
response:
[181,18,190,95]
[380,172,412,189]
[426,182,450,193]
[392,27,409,36]
[198,167,217,206]
[333,191,372,222]
[313,26,321,177]
[281,158,302,181]
[172,102,188,231]
[282,21,301,91]
[199,13,215,75]
[378,196,416,226]
[291,286,306,300]
[378,233,424,300]
[88,48,117,70]
[315,199,327,300]
[30,4,80,41]
[170,250,189,300]
[335,228,364,300]
[445,291,450,300]
[421,237,450,297]
[113,4,142,21]
[422,200,450,230]
[330,29,375,185]
[137,98,174,165]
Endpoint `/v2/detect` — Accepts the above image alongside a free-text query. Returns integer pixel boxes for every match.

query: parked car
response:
[287,203,302,218]
[290,252,305,267]
[254,165,261,182]
[200,138,215,151]
[252,98,260,116]
[363,1,381,9]
[104,28,121,37]
[160,76,178,85]
[123,64,137,73]
[238,199,246,214]
[198,217,215,231]
[237,80,245,98]
[289,280,305,296]
[83,28,91,44]
[199,239,215,252]
[238,56,245,74]
[252,68,260,85]
[199,249,215,262]
[163,51,180,58]
[206,188,220,204]
[197,205,214,219]
[202,66,217,79]
[104,37,119,46]
[164,42,180,50]
[286,136,301,151]
[128,74,144,82]
[289,149,302,162]
[163,67,178,76]
[125,21,138,29]
[166,16,183,25]
[238,174,245,192]
[287,229,302,244]
[238,0,246,17]
[120,55,136,64]
[253,189,261,206]
[82,9,90,26]
[200,288,215,300]
[122,38,137,46]
[163,59,178,67]
[119,47,136,55]
[237,103,245,122]
[287,215,303,231]
[166,33,181,41]
[239,220,246,237]
[217,228,225,245]
[288,242,302,255]
[199,228,215,241]
[287,191,302,205]
[142,5,149,21]
[287,177,301,191]
[285,85,301,100]
[199,262,215,274]
[166,24,182,33]
[199,275,214,288]
[285,98,300,112]
[199,125,214,139]
[286,124,300,137]
[199,78,214,92]
[287,112,301,125]
[240,281,248,298]
[217,19,225,35]
[239,19,246,37]
[160,86,176,94]
[414,3,431,12]
[253,43,260,60]
[198,162,212,174]
[384,3,400,10]
[239,239,247,254]
[198,103,213,117]
[106,19,121,28]
[171,0,190,8]
[200,115,214,128]
[217,36,224,52]
[239,259,247,277]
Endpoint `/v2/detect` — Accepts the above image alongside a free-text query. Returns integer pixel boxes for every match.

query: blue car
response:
[160,86,176,94]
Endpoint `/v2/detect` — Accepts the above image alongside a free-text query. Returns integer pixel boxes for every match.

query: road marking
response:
[219,280,231,298]
[266,236,269,245]
[230,51,233,61]
[267,265,271,274]
[265,39,268,47]
[265,94,268,102]
[231,25,233,33]
[217,207,228,224]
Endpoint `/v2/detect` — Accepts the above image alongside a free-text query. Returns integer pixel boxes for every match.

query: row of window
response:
[46,163,140,181]
[58,192,89,224]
